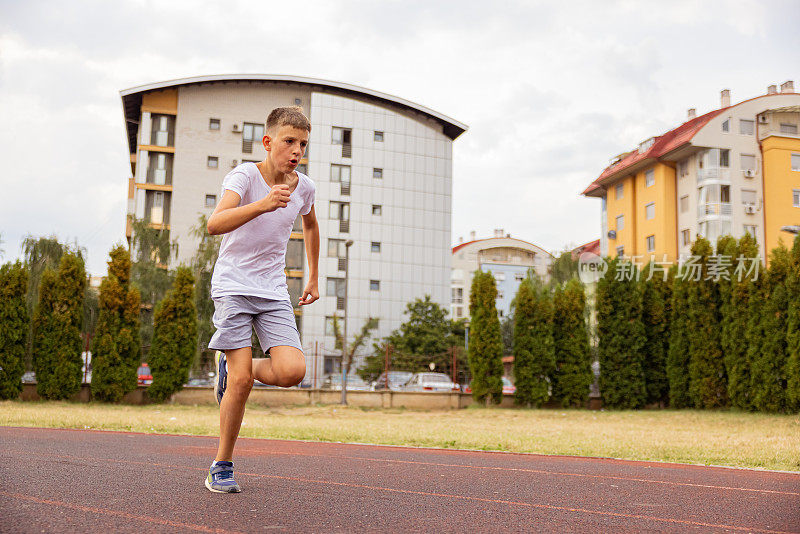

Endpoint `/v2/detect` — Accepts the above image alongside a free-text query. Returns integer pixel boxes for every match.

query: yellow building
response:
[583,82,800,265]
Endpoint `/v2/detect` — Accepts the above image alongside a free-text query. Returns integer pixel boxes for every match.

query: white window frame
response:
[645,169,655,187]
[645,202,655,220]
[680,195,689,213]
[792,154,800,172]
[616,214,624,231]
[646,235,655,253]
[205,194,216,208]
[794,189,800,208]
[615,183,623,200]
[207,156,218,168]
[372,205,382,216]
[739,119,755,135]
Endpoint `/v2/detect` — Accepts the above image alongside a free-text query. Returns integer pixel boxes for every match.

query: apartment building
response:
[450,229,553,320]
[582,82,800,264]
[119,74,466,377]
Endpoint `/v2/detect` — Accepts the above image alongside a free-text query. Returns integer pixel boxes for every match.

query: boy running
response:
[204,106,319,493]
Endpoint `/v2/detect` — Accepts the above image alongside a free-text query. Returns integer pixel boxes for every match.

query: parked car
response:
[403,372,458,392]
[186,377,214,387]
[502,377,516,395]
[373,371,413,391]
[320,373,371,391]
[22,371,36,384]
[137,363,153,385]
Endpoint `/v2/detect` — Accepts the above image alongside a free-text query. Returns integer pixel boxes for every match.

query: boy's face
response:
[264,125,309,173]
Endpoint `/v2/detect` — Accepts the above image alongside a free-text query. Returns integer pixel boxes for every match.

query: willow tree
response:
[130,218,177,359]
[190,214,221,374]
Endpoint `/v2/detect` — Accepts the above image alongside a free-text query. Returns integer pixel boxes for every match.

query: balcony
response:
[696,168,730,185]
[697,202,732,218]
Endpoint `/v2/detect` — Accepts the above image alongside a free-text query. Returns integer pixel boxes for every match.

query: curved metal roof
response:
[120,74,468,153]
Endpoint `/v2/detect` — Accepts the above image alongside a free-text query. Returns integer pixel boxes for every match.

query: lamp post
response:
[340,239,354,405]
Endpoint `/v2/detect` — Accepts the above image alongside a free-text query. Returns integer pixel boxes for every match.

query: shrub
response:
[148,267,198,402]
[91,246,141,402]
[31,253,86,400]
[467,270,504,404]
[0,262,29,399]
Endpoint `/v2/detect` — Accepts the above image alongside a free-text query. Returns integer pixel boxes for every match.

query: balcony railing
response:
[698,202,733,217]
[696,168,731,185]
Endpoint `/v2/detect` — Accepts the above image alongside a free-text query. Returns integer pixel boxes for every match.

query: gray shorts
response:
[208,295,302,353]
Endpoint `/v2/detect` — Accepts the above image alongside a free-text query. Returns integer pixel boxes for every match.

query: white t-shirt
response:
[211,163,315,301]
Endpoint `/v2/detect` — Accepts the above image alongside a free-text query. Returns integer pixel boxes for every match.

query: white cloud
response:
[0,0,797,272]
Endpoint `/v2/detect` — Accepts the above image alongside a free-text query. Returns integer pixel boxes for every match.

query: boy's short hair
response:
[266,106,311,133]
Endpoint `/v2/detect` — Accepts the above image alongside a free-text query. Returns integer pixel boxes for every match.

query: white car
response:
[402,372,458,392]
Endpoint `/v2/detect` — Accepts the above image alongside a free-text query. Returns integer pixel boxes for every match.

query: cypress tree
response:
[91,246,142,402]
[640,261,671,406]
[148,267,198,402]
[785,234,800,412]
[751,243,791,412]
[513,277,555,407]
[552,278,592,407]
[725,234,759,410]
[596,257,646,409]
[666,264,691,408]
[31,252,86,400]
[0,262,29,399]
[467,270,504,404]
[687,237,728,408]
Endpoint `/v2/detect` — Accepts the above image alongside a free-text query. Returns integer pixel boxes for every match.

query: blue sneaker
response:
[213,351,227,405]
[205,461,241,493]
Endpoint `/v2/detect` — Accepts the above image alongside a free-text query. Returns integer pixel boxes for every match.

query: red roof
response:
[583,91,800,197]
[582,108,726,196]
[571,239,601,259]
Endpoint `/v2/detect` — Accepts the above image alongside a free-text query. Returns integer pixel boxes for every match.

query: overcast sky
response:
[1,0,798,275]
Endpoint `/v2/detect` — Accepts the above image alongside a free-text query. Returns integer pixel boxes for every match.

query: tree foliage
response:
[91,245,142,402]
[361,296,467,381]
[512,276,554,407]
[552,278,592,407]
[0,262,29,399]
[31,252,86,400]
[549,250,579,287]
[686,237,728,408]
[190,214,221,375]
[148,267,198,402]
[596,257,646,409]
[640,262,671,406]
[724,234,759,410]
[130,218,177,359]
[467,270,504,404]
[666,265,691,408]
[751,243,791,412]
[785,234,800,412]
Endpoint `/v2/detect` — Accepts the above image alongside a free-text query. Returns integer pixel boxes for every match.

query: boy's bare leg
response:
[252,346,306,387]
[215,346,253,462]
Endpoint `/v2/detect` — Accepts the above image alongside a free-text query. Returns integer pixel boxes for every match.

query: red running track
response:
[2,426,798,533]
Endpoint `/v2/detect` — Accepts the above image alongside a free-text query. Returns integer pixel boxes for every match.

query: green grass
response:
[2,401,799,471]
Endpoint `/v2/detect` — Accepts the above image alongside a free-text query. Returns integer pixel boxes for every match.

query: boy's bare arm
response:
[299,205,320,306]
[207,186,291,235]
